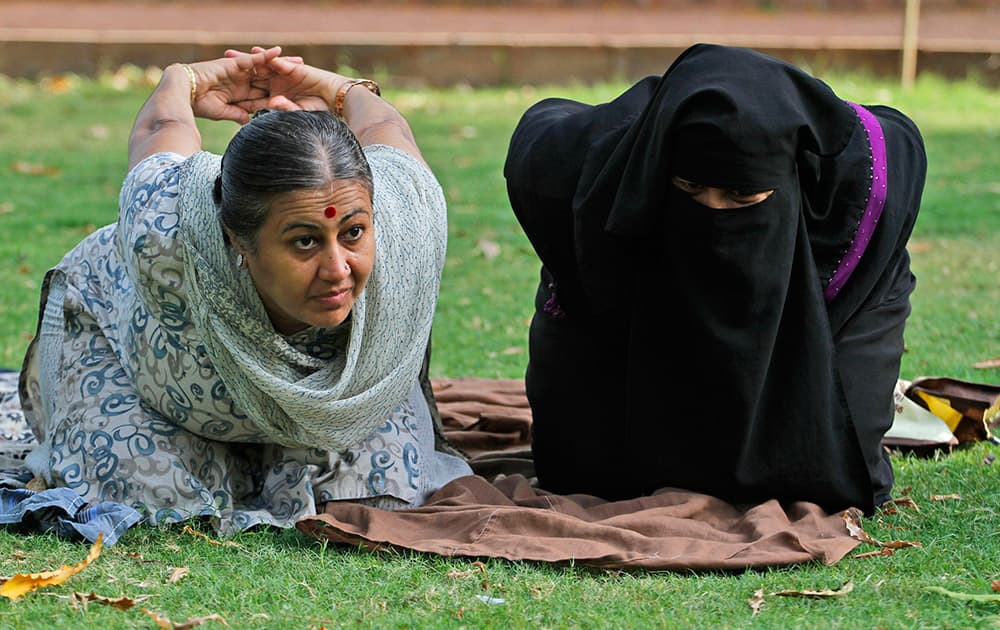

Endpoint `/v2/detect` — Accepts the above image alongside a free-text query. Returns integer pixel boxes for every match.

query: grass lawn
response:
[0,66,998,628]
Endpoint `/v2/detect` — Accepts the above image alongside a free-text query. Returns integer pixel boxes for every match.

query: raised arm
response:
[127,47,282,171]
[230,50,427,167]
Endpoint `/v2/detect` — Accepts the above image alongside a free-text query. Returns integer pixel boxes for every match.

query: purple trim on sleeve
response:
[823,102,888,302]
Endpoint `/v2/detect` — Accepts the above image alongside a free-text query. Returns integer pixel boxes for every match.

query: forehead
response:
[267,180,372,223]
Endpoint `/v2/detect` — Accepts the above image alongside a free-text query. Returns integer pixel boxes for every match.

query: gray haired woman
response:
[18,47,471,534]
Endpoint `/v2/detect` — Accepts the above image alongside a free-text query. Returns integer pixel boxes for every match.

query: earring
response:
[236,253,245,269]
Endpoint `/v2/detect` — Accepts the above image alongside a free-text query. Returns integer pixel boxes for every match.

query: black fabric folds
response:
[504,44,925,514]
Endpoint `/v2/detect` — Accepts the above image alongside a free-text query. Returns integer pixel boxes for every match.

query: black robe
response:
[504,44,925,514]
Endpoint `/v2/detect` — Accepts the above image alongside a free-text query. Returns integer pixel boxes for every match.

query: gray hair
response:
[214,109,373,250]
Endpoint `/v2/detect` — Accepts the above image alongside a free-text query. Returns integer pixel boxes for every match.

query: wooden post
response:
[901,0,921,88]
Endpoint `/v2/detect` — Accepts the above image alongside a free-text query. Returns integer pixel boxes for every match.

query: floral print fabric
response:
[19,152,469,535]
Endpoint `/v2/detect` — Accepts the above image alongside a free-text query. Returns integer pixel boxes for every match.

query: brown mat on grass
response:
[296,378,860,570]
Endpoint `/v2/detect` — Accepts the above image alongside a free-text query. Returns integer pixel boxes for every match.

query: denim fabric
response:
[0,487,141,546]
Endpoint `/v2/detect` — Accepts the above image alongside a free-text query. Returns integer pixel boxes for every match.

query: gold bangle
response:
[333,78,381,119]
[179,63,197,106]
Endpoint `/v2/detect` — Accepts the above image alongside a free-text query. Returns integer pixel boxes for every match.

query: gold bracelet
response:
[179,63,197,106]
[333,78,381,119]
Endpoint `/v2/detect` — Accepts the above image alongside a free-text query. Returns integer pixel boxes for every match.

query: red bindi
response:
[324,206,337,218]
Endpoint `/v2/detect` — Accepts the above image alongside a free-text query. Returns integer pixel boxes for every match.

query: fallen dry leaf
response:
[476,239,501,260]
[991,580,1000,593]
[10,161,61,177]
[770,581,854,598]
[844,509,877,545]
[182,525,240,547]
[929,494,961,502]
[446,561,487,579]
[0,534,103,599]
[880,539,922,550]
[844,509,922,551]
[143,608,229,629]
[887,496,920,512]
[68,590,145,611]
[973,357,1000,369]
[166,567,189,585]
[748,588,766,615]
[853,548,895,560]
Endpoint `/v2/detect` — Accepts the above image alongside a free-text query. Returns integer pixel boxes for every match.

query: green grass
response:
[1,67,999,628]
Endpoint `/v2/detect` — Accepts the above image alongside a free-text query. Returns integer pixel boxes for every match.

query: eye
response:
[342,225,365,241]
[727,189,774,205]
[672,176,704,194]
[292,235,319,250]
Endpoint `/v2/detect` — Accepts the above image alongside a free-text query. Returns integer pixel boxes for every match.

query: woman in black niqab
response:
[504,44,925,515]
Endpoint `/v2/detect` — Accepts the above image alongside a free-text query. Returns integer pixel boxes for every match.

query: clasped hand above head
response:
[220,46,335,115]
[130,45,423,171]
[222,45,426,165]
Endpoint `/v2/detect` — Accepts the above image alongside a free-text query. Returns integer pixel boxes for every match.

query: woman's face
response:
[671,176,774,209]
[239,180,375,335]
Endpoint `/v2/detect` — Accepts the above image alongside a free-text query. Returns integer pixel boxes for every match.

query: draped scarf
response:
[177,148,445,452]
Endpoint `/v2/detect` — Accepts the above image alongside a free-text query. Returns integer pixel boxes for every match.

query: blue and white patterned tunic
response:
[19,148,470,535]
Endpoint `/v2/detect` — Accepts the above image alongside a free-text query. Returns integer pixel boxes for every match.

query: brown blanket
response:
[297,378,860,570]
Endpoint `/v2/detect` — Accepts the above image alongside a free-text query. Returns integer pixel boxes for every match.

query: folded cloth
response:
[300,377,860,570]
[0,487,142,547]
[298,474,859,570]
[430,377,532,459]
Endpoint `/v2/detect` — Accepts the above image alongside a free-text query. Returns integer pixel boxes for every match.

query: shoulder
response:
[119,152,186,224]
[364,144,438,187]
[364,144,447,264]
[364,144,445,215]
[123,152,186,191]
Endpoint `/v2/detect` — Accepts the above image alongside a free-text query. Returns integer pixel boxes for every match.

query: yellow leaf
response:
[0,534,103,600]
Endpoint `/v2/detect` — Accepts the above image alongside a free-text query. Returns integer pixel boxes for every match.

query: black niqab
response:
[505,44,925,513]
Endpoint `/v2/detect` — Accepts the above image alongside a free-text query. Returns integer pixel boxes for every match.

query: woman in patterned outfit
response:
[19,47,470,534]
[505,44,925,515]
